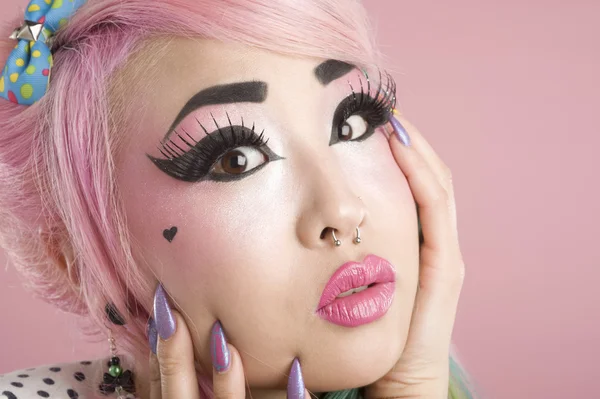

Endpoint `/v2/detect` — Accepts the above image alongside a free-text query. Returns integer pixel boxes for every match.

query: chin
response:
[301,309,410,392]
[239,275,415,392]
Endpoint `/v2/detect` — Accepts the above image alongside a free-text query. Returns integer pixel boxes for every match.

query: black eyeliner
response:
[329,70,397,145]
[148,119,283,183]
[150,70,396,183]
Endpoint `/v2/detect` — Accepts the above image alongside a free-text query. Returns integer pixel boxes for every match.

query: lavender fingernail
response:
[210,321,231,373]
[287,358,305,399]
[153,284,176,340]
[147,317,158,354]
[389,114,411,147]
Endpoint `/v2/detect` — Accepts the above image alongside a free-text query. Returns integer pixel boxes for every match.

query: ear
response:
[51,238,82,294]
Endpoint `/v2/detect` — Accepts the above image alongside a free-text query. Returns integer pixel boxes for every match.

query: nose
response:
[296,159,368,250]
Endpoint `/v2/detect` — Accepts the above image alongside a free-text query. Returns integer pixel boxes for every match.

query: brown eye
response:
[212,146,267,176]
[338,115,368,141]
[221,150,247,174]
[339,123,352,141]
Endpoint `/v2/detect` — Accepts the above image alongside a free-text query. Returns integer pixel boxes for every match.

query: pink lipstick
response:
[316,254,396,327]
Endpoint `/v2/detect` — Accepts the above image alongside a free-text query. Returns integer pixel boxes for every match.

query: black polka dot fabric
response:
[0,356,123,399]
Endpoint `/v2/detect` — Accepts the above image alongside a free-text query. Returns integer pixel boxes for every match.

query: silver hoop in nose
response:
[331,229,342,246]
[354,227,361,244]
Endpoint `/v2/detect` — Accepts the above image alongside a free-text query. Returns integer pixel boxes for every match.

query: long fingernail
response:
[287,358,305,399]
[210,321,231,373]
[153,284,176,340]
[146,317,158,354]
[389,113,411,147]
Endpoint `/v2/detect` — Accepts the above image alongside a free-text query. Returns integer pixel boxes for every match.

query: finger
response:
[406,256,463,362]
[149,351,162,399]
[387,117,464,365]
[287,358,307,399]
[388,117,460,250]
[390,126,463,348]
[211,322,246,399]
[392,112,452,190]
[155,308,201,399]
[147,317,162,399]
[389,133,455,253]
[390,114,458,232]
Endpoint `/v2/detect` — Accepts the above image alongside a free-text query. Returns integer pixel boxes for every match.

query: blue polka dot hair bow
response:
[0,0,87,105]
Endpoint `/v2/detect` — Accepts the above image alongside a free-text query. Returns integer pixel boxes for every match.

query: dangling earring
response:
[99,304,136,398]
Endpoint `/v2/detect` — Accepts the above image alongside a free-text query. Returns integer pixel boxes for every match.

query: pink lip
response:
[316,254,396,327]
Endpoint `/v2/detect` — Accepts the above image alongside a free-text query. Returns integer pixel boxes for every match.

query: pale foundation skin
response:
[112,38,420,399]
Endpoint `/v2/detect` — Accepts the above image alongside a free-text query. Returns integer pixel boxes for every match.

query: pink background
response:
[1,1,599,398]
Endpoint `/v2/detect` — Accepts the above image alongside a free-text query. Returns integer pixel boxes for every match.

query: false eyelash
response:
[345,69,397,126]
[150,113,269,181]
[159,113,268,160]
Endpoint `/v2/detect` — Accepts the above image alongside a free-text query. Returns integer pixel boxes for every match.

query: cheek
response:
[117,155,293,311]
[344,129,413,206]
[341,130,418,270]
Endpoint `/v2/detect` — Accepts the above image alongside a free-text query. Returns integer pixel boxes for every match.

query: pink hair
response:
[0,1,478,397]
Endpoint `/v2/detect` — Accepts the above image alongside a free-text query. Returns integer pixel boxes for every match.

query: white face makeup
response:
[114,38,420,392]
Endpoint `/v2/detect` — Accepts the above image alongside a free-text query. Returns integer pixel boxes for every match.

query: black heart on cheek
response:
[163,227,178,243]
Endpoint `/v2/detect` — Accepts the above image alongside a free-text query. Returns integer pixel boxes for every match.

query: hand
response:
[148,284,311,399]
[365,116,465,399]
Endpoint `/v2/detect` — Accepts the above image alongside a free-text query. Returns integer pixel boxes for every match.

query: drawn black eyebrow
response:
[163,81,268,141]
[314,59,357,86]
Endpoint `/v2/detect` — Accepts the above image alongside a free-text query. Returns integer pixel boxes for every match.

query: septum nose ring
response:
[332,229,342,246]
[354,227,362,244]
[331,227,361,247]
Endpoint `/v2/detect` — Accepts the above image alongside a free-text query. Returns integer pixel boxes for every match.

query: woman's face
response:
[115,38,420,392]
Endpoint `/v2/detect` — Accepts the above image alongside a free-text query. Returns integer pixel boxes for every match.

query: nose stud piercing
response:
[331,227,361,247]
[332,229,342,246]
[354,227,361,244]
